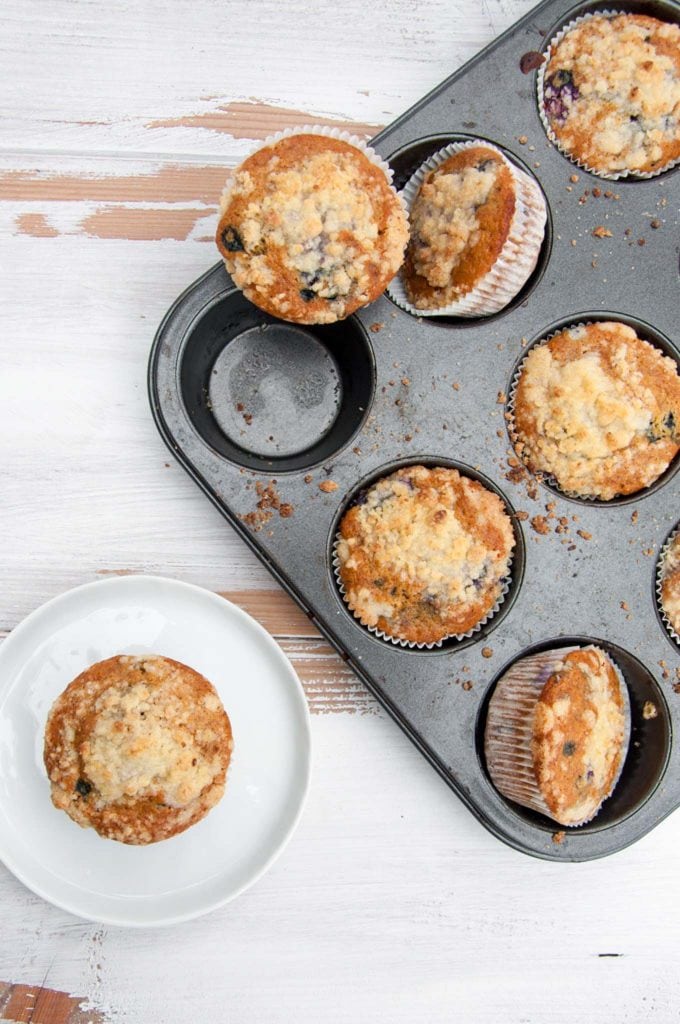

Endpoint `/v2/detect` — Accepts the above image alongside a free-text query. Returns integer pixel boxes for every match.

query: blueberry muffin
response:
[659,529,680,636]
[512,321,680,500]
[215,132,408,325]
[541,13,680,176]
[485,646,630,826]
[44,655,233,844]
[400,144,546,315]
[335,465,515,645]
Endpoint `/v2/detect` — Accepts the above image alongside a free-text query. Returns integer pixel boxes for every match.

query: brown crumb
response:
[236,402,244,412]
[604,190,614,199]
[621,601,629,611]
[452,381,460,391]
[519,52,544,74]
[631,510,639,525]
[352,446,361,455]
[319,480,338,493]
[552,831,566,845]
[243,412,253,425]
[518,134,529,144]
[650,218,661,229]
[531,515,550,536]
[369,322,384,333]
[592,186,601,197]
[497,390,507,404]
[401,377,410,387]
[642,701,658,720]
[304,474,313,484]
[577,529,592,541]
[279,503,293,518]
[515,510,529,521]
[593,225,612,238]
[637,238,646,246]
[570,173,579,183]
[461,680,473,691]
[481,647,493,659]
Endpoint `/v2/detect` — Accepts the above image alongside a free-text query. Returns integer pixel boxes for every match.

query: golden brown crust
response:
[513,321,680,500]
[660,531,680,634]
[44,655,233,845]
[533,647,627,825]
[336,465,515,645]
[215,134,408,325]
[403,146,516,309]
[543,14,680,175]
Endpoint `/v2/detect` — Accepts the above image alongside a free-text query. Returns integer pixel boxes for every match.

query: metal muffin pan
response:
[149,0,680,860]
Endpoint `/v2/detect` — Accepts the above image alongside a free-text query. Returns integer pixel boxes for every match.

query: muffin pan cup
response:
[150,0,680,861]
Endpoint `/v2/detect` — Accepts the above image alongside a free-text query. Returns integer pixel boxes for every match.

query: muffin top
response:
[336,465,515,645]
[403,146,516,310]
[542,14,680,175]
[44,655,233,844]
[660,530,680,636]
[512,321,680,500]
[215,133,408,325]
[532,647,628,826]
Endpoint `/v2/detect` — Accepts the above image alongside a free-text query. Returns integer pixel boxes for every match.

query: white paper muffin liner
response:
[485,645,631,827]
[218,123,408,217]
[332,532,513,650]
[656,522,680,645]
[537,10,680,181]
[506,320,677,503]
[387,139,547,318]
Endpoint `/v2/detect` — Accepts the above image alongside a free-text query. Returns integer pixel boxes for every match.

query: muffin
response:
[485,645,630,826]
[659,528,680,637]
[540,13,680,177]
[215,131,408,325]
[44,655,233,844]
[394,142,546,316]
[335,465,515,646]
[512,321,680,500]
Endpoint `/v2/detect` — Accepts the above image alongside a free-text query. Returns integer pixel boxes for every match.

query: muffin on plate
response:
[540,13,680,177]
[659,528,680,638]
[215,130,408,325]
[44,655,233,844]
[391,141,546,317]
[511,321,680,500]
[485,645,630,826]
[334,464,515,646]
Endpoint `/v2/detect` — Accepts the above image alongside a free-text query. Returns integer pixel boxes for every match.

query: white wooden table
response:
[2,2,679,1021]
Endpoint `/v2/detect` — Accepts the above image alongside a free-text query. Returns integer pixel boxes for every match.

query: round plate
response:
[0,575,311,927]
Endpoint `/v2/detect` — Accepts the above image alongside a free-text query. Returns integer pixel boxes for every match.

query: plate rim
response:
[0,574,312,928]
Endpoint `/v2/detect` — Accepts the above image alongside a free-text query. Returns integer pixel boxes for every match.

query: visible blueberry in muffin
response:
[220,226,245,252]
[543,69,580,123]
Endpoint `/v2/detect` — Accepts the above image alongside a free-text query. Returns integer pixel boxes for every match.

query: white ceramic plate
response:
[0,575,311,927]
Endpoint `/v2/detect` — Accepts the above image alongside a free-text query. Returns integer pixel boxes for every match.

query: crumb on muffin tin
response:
[511,321,680,500]
[44,655,233,845]
[541,13,680,177]
[335,464,515,646]
[215,132,409,325]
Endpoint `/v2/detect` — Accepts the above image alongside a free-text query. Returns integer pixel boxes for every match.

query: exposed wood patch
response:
[279,638,378,715]
[14,213,59,238]
[0,982,108,1024]
[147,100,381,140]
[0,166,230,205]
[79,205,215,241]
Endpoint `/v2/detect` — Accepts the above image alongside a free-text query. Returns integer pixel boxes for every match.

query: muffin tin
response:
[149,0,680,860]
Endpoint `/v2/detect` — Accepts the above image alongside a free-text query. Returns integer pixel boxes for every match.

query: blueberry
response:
[562,741,576,756]
[221,226,245,252]
[75,778,92,797]
[550,69,573,88]
[476,159,495,172]
[373,578,385,588]
[665,411,676,433]
[300,288,316,302]
[629,115,641,124]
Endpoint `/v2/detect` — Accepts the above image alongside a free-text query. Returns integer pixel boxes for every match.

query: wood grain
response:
[0,984,106,1024]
